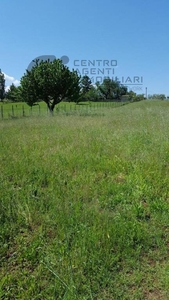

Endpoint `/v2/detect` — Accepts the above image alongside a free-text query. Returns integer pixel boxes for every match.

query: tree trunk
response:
[47,102,54,115]
[46,98,62,115]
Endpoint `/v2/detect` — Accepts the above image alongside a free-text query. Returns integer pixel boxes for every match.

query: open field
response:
[0,101,123,120]
[1,100,169,299]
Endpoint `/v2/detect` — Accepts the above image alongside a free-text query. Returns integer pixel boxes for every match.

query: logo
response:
[27,55,144,92]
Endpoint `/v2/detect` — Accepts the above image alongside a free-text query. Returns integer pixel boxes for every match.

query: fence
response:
[0,101,128,120]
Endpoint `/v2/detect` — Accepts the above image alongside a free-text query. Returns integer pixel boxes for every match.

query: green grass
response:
[1,100,169,299]
[0,101,122,120]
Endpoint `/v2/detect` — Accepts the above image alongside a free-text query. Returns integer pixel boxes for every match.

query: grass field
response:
[1,100,169,299]
[0,101,122,120]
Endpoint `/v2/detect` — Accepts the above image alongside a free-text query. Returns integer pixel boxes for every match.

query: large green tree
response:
[20,59,80,112]
[0,69,5,101]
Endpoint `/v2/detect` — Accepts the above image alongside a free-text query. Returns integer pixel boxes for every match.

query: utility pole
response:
[145,87,148,99]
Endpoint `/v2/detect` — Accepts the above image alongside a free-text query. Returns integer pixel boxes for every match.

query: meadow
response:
[1,100,169,299]
[0,101,122,120]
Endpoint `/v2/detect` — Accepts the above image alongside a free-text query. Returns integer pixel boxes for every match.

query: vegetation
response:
[1,100,169,299]
[5,84,22,103]
[0,101,122,120]
[128,91,145,102]
[80,75,92,95]
[78,76,129,103]
[96,78,128,100]
[20,59,81,112]
[0,69,5,101]
[1,64,168,107]
[148,94,166,100]
[0,64,135,106]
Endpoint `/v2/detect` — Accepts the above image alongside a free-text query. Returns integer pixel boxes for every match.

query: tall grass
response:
[1,100,169,299]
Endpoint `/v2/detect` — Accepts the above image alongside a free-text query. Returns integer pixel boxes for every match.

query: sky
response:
[0,0,169,95]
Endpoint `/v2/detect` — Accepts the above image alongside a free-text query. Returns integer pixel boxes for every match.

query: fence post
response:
[22,105,25,117]
[12,105,14,117]
[1,106,3,119]
[15,104,18,117]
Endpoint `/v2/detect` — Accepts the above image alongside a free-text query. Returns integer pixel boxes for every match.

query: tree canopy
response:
[96,78,127,101]
[5,84,22,102]
[80,75,92,94]
[20,59,81,112]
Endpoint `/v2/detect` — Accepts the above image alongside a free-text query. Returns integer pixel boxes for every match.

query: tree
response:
[0,69,5,101]
[79,76,98,102]
[80,75,92,94]
[5,84,22,102]
[97,78,113,100]
[158,94,165,100]
[127,91,136,101]
[20,59,81,112]
[117,85,128,99]
[148,94,166,100]
[128,91,145,102]
[84,86,100,102]
[97,78,127,101]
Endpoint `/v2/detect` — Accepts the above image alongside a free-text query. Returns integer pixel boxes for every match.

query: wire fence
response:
[0,100,128,120]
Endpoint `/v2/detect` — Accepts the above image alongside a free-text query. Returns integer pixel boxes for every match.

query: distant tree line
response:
[148,94,167,100]
[1,60,147,110]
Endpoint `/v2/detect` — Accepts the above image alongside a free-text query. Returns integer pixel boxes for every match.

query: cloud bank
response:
[3,72,20,91]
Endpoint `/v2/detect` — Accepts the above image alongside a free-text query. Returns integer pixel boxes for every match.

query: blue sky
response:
[0,0,169,95]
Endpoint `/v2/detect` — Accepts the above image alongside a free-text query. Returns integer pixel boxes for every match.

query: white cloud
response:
[5,85,10,92]
[2,72,20,91]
